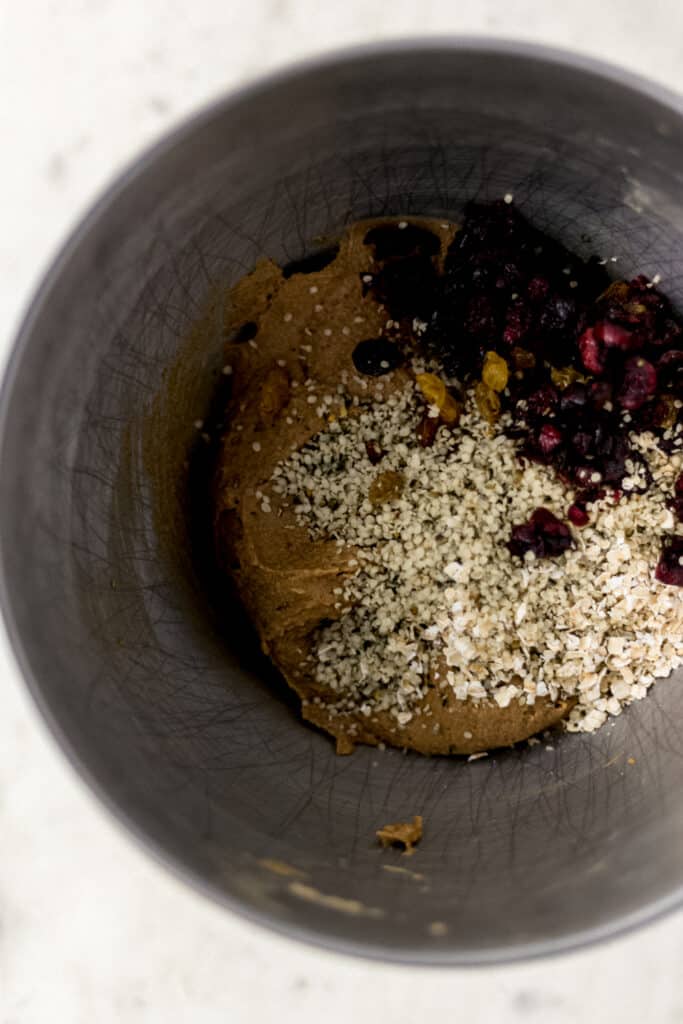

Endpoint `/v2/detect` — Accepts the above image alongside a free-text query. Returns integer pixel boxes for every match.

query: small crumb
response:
[376,815,423,855]
[309,285,318,294]
[193,419,203,429]
[428,921,448,937]
[627,757,636,765]
[398,220,408,229]
[222,365,233,376]
[252,441,261,452]
[283,312,293,322]
[503,193,514,204]
[467,752,488,762]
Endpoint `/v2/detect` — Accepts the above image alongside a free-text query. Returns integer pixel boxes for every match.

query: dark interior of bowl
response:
[4,43,683,963]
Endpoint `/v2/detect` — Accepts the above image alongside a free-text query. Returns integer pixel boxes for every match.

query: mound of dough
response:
[213,220,571,755]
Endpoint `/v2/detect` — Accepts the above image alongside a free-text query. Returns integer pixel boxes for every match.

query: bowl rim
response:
[2,35,683,966]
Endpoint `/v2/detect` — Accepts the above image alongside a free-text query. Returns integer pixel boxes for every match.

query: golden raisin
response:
[550,365,583,390]
[474,381,501,424]
[597,281,629,304]
[369,470,404,505]
[510,347,536,370]
[415,372,461,424]
[415,372,447,408]
[481,351,509,392]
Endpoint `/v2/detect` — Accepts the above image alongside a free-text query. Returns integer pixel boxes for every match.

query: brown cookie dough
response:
[213,219,572,755]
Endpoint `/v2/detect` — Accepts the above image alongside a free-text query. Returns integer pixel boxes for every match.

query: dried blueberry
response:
[352,338,403,376]
[508,507,573,559]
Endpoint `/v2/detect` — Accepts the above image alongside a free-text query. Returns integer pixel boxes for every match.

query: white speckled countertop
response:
[3,3,683,1021]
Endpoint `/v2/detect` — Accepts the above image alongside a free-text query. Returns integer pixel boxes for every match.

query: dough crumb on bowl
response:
[376,815,424,854]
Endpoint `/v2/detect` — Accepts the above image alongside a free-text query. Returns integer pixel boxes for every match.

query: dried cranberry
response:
[594,320,639,351]
[527,276,550,302]
[527,384,560,418]
[352,338,403,376]
[655,536,683,586]
[503,300,531,346]
[508,507,573,559]
[618,357,657,410]
[579,327,606,374]
[568,503,589,527]
[538,423,563,455]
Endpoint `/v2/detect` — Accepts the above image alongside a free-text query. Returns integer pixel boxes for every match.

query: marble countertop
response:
[3,2,683,1021]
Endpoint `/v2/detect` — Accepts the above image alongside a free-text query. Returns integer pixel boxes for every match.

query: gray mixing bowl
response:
[3,39,683,965]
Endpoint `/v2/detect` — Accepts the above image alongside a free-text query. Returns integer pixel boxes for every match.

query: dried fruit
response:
[510,347,536,370]
[568,503,590,527]
[417,413,440,447]
[415,373,461,424]
[369,470,404,505]
[474,381,501,424]
[618,357,657,410]
[594,320,639,351]
[352,338,403,376]
[550,365,582,390]
[508,507,573,559]
[579,327,606,374]
[482,350,509,392]
[365,440,386,465]
[655,536,683,587]
[538,423,563,455]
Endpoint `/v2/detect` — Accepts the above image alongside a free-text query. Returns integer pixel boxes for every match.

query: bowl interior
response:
[4,43,683,963]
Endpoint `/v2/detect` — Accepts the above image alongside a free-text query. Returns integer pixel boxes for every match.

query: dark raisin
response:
[508,507,573,559]
[352,338,403,376]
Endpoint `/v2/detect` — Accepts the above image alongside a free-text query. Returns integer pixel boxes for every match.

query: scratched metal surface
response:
[2,43,683,962]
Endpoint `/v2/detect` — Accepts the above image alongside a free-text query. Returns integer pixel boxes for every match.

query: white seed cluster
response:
[271,382,683,734]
